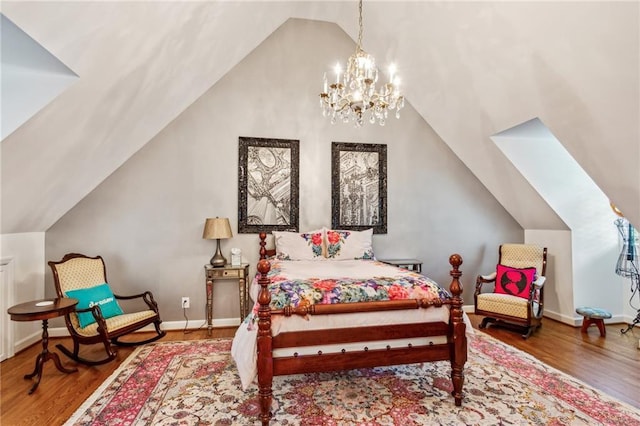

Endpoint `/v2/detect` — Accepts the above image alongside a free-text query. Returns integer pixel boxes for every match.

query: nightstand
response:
[204,263,250,334]
[379,258,422,273]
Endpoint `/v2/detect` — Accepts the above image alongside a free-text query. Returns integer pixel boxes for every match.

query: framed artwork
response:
[238,137,299,233]
[331,142,387,234]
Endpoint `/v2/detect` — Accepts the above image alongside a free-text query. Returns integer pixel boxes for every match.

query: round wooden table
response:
[7,298,79,394]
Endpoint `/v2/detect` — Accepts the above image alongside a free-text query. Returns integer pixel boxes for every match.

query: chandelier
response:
[320,0,404,127]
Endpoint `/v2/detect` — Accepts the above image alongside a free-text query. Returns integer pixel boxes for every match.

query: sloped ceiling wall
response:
[0,2,304,232]
[1,1,638,234]
[44,18,523,319]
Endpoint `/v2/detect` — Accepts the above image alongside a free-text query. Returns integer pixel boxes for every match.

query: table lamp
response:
[202,217,233,267]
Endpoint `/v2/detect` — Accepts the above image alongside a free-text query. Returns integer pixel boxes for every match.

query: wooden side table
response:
[379,258,423,273]
[7,298,79,394]
[204,263,250,334]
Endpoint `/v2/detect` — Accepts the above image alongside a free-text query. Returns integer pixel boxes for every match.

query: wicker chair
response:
[474,244,548,339]
[49,253,166,365]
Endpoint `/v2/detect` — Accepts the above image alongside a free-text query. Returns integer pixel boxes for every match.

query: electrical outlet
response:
[181,297,190,309]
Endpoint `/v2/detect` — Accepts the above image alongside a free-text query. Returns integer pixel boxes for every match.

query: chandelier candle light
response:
[320,0,404,127]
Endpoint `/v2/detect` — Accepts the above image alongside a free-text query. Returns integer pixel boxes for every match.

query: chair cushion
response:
[477,293,532,319]
[55,257,106,291]
[65,283,124,328]
[500,244,545,273]
[495,264,536,299]
[576,306,612,319]
[73,310,158,336]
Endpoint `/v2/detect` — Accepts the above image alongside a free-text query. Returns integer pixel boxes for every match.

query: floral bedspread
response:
[254,259,451,311]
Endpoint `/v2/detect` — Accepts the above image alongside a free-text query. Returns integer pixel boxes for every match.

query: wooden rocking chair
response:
[49,253,166,365]
[474,244,548,339]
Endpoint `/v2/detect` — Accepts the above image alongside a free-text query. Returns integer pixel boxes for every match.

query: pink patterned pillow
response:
[495,264,536,299]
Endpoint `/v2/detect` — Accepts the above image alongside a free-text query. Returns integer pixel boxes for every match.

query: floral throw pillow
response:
[325,228,374,260]
[273,230,325,260]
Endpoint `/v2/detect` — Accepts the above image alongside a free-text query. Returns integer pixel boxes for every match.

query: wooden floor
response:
[1,316,639,425]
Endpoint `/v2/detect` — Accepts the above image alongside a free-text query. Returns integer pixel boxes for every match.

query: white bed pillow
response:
[324,228,374,260]
[273,229,325,260]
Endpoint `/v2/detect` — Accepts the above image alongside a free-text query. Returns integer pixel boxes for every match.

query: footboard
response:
[255,233,466,425]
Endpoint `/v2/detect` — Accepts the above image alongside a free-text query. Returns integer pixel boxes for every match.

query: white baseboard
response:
[467,305,637,328]
[465,305,577,327]
[48,317,242,338]
[462,304,474,313]
[541,309,579,326]
[14,331,42,354]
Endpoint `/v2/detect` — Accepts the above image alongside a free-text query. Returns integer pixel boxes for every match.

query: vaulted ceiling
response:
[2,1,638,234]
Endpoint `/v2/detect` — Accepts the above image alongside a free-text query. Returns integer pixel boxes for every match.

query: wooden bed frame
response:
[255,232,467,425]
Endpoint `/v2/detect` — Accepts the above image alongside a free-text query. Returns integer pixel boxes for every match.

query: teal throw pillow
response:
[65,283,124,328]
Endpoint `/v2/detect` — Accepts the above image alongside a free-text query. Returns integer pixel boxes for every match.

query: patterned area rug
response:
[65,332,640,425]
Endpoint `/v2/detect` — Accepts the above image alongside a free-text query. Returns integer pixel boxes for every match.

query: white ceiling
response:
[1,1,638,233]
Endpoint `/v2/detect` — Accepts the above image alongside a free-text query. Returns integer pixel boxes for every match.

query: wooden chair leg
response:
[581,317,606,337]
[112,327,166,347]
[522,326,534,339]
[56,343,116,366]
[479,317,495,329]
[581,317,591,333]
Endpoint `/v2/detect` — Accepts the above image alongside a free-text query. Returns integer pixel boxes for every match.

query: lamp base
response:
[210,239,227,268]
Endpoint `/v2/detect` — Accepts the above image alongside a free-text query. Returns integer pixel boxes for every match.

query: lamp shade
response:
[202,217,232,240]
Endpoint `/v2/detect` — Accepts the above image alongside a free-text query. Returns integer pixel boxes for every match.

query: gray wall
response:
[45,19,522,323]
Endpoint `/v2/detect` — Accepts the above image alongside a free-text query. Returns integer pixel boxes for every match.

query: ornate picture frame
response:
[331,142,387,234]
[238,137,299,234]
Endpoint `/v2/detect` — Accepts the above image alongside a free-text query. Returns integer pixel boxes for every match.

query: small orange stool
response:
[576,307,612,337]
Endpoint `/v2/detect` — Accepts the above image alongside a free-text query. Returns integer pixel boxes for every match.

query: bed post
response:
[257,233,273,425]
[448,254,466,406]
[259,231,268,260]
